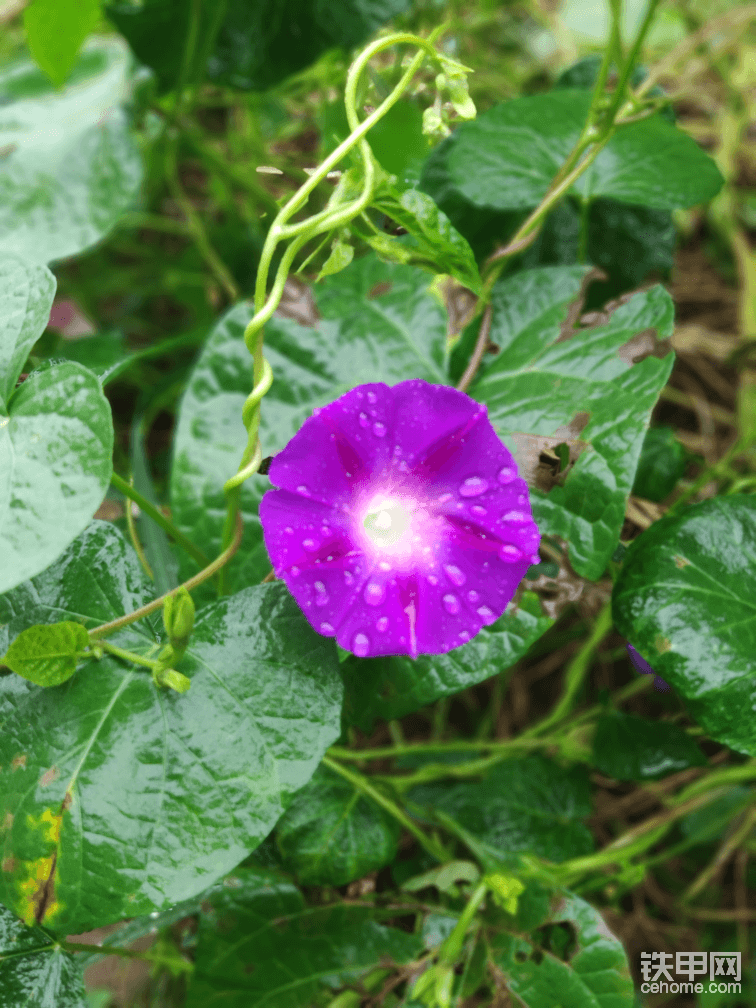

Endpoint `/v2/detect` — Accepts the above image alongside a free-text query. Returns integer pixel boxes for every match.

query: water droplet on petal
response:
[364,582,384,605]
[437,492,452,504]
[427,574,439,586]
[378,561,391,571]
[502,510,530,523]
[531,553,541,564]
[467,589,479,603]
[303,538,319,551]
[470,505,487,517]
[313,407,321,416]
[320,622,335,635]
[517,494,527,505]
[284,526,293,534]
[367,391,377,404]
[372,421,386,437]
[499,544,523,562]
[376,616,389,632]
[353,632,370,657]
[344,571,354,585]
[314,581,328,605]
[443,564,466,587]
[477,605,495,623]
[443,593,460,614]
[297,485,310,496]
[290,566,300,577]
[359,412,369,428]
[498,466,516,484]
[459,476,489,497]
[459,630,470,641]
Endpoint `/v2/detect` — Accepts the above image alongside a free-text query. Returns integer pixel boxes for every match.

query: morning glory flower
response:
[627,644,671,692]
[259,379,540,658]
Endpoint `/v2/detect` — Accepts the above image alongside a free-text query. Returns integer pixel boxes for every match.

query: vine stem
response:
[523,601,613,738]
[111,472,209,569]
[62,940,192,971]
[88,513,243,640]
[322,755,449,863]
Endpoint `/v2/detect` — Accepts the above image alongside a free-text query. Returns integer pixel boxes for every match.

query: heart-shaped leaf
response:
[1,360,113,595]
[2,622,90,687]
[0,521,342,933]
[592,710,706,781]
[612,495,756,757]
[0,254,56,405]
[0,38,143,264]
[470,266,675,578]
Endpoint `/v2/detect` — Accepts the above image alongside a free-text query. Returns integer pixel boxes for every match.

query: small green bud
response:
[163,587,195,653]
[484,873,525,914]
[422,105,451,141]
[153,666,191,694]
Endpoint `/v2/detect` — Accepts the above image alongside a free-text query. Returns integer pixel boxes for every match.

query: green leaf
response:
[109,0,410,94]
[420,147,675,304]
[470,266,675,579]
[3,622,90,687]
[342,591,553,731]
[0,361,113,595]
[370,185,483,294]
[409,755,594,864]
[612,495,756,757]
[23,0,102,88]
[592,711,706,781]
[490,889,634,1008]
[0,521,342,933]
[0,254,56,404]
[446,91,723,211]
[0,904,87,1008]
[275,764,401,885]
[631,426,687,502]
[316,235,354,281]
[0,38,143,264]
[185,866,422,1008]
[170,255,449,594]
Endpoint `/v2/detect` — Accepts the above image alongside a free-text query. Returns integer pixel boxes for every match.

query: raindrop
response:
[498,466,516,484]
[314,581,328,605]
[376,616,389,632]
[470,505,487,517]
[443,564,466,587]
[517,494,527,505]
[364,582,385,606]
[437,492,452,504]
[302,538,319,551]
[427,574,439,586]
[499,544,523,562]
[502,510,530,523]
[353,632,370,657]
[297,484,310,496]
[459,476,489,497]
[467,589,479,603]
[477,605,495,623]
[359,412,369,428]
[459,630,470,641]
[344,571,354,585]
[367,391,377,404]
[284,526,293,534]
[320,622,335,636]
[290,566,300,576]
[372,421,387,437]
[313,407,321,416]
[378,561,391,571]
[443,593,460,615]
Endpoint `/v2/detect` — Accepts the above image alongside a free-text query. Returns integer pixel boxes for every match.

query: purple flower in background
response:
[627,644,671,692]
[260,380,540,658]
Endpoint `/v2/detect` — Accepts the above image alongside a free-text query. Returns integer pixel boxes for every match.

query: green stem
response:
[327,737,559,762]
[524,601,613,738]
[439,882,487,964]
[96,640,162,671]
[88,513,243,640]
[606,0,664,122]
[111,472,209,570]
[322,755,448,863]
[63,940,192,972]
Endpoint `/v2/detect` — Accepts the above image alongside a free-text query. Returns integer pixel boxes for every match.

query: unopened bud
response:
[163,587,195,653]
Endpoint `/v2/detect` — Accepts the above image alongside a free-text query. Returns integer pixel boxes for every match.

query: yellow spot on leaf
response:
[654,635,672,654]
[674,555,691,568]
[39,767,59,788]
[11,754,27,771]
[1,812,13,833]
[10,806,67,926]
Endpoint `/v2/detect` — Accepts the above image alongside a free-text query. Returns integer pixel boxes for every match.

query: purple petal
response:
[627,644,671,692]
[260,380,540,658]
